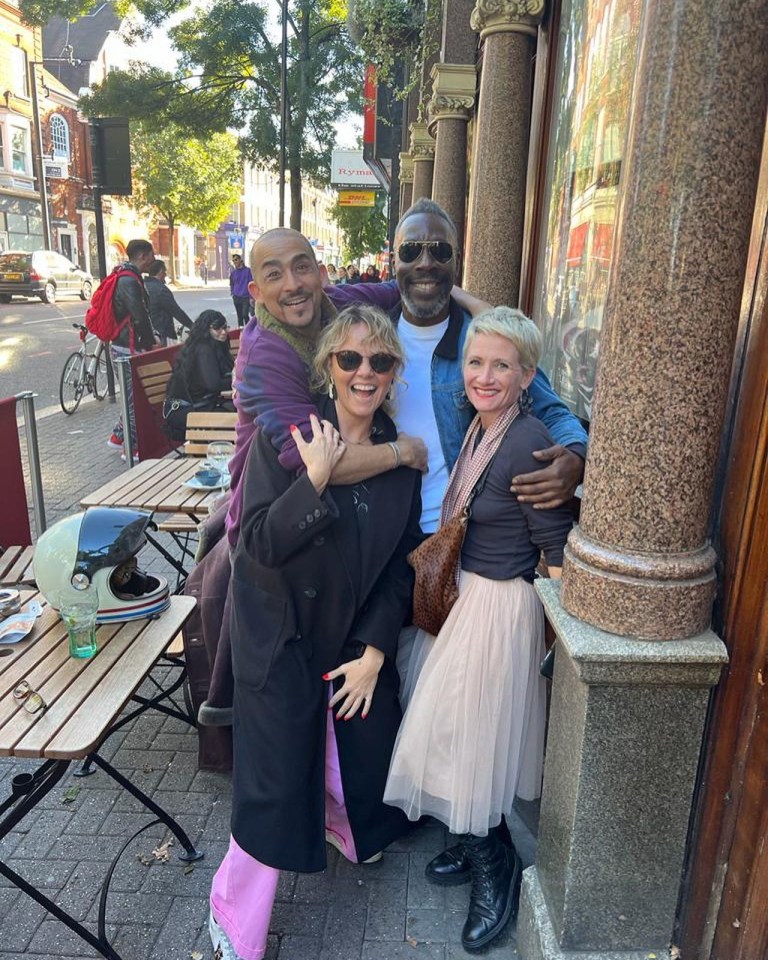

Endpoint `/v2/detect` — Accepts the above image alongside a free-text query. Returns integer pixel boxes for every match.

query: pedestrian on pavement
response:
[385,306,573,952]
[201,261,209,285]
[144,259,192,345]
[336,265,348,284]
[346,263,361,284]
[209,306,422,960]
[365,264,381,282]
[229,253,253,327]
[106,239,159,458]
[163,311,234,441]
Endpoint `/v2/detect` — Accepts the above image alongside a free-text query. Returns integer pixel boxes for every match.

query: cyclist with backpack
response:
[87,239,158,457]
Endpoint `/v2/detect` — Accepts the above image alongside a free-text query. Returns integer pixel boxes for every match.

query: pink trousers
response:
[210,696,357,960]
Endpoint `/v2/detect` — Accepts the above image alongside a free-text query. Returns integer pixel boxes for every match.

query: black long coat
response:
[230,397,423,871]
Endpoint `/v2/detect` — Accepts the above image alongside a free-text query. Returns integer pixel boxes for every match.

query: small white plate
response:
[183,474,230,491]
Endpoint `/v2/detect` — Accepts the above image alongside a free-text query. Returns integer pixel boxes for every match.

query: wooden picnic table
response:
[79,456,224,517]
[0,590,202,959]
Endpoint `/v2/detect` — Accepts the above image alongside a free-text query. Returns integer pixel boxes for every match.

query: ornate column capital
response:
[399,152,414,184]
[470,0,546,39]
[409,121,436,161]
[427,63,476,136]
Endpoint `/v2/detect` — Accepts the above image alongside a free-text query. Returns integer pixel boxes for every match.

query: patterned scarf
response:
[440,401,520,527]
[255,292,337,369]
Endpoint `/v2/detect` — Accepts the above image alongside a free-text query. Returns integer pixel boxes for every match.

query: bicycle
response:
[59,323,109,415]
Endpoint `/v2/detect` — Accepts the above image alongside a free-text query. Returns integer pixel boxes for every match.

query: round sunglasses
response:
[397,241,454,264]
[333,350,397,374]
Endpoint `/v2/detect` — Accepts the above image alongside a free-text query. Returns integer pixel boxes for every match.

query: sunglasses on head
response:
[397,241,454,264]
[333,351,397,374]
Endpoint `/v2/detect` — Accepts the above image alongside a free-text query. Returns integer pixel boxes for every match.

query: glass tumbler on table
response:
[59,589,99,659]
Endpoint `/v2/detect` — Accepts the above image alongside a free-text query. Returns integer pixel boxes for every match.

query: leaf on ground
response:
[152,838,174,862]
[137,853,154,865]
[143,764,154,773]
[62,785,80,804]
[190,952,203,959]
[669,947,681,960]
[184,863,195,875]
[407,936,418,947]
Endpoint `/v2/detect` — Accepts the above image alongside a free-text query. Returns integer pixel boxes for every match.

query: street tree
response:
[331,192,388,263]
[25,0,364,230]
[129,123,241,281]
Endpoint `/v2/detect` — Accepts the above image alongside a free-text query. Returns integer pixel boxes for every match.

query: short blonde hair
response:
[463,306,542,371]
[312,304,405,404]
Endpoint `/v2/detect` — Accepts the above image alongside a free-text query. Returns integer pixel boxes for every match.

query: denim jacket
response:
[391,298,588,472]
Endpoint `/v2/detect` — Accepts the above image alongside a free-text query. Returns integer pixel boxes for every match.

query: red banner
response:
[0,397,32,547]
[566,222,589,265]
[363,64,377,146]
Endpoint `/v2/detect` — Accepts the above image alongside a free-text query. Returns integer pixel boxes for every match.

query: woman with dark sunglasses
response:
[384,306,573,952]
[209,304,423,960]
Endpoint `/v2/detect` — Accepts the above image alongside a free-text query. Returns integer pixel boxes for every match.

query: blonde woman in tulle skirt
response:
[384,307,573,952]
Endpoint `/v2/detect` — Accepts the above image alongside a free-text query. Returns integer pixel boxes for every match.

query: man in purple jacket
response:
[225,228,427,546]
[229,254,253,328]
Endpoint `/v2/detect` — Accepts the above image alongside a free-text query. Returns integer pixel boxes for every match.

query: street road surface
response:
[0,282,234,420]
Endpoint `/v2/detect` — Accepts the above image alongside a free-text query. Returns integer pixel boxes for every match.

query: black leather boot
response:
[425,820,513,886]
[424,840,471,885]
[461,832,523,951]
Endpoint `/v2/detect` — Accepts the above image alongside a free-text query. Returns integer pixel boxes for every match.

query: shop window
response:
[532,0,642,422]
[11,126,30,175]
[50,115,70,162]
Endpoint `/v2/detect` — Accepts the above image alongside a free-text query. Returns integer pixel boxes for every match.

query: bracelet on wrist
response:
[388,441,401,468]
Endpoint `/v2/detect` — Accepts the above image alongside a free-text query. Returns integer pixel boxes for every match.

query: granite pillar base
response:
[517,581,727,960]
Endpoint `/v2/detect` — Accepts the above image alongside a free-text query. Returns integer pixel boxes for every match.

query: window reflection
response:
[534,0,641,421]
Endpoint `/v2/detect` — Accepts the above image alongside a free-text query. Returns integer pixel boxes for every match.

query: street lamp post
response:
[28,54,84,251]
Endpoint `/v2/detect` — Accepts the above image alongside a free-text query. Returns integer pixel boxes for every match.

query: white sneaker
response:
[209,912,242,960]
[325,828,383,864]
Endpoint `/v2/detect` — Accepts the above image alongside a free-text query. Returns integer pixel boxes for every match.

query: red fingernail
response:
[344,716,351,722]
[322,673,330,680]
[290,424,297,431]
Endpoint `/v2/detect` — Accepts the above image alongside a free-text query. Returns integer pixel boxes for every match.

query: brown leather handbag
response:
[407,513,468,636]
[407,462,494,636]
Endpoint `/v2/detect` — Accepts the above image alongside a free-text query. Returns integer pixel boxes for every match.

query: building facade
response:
[393,0,768,957]
[0,0,42,252]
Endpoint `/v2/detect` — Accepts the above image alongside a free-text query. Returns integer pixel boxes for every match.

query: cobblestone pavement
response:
[2,397,534,959]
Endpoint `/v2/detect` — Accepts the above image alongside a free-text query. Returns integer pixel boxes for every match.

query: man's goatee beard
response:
[401,284,451,322]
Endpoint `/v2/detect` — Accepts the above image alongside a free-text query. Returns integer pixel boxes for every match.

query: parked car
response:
[0,250,93,305]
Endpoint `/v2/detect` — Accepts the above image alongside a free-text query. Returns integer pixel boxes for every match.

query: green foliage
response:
[71,0,363,229]
[128,122,240,234]
[331,192,388,262]
[347,0,423,84]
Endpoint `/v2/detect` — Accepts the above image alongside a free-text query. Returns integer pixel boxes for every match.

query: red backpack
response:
[85,267,140,346]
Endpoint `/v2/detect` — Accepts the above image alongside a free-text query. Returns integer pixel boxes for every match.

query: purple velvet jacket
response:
[225,280,400,546]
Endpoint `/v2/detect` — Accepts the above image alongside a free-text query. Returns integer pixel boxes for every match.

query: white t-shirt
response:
[392,315,450,533]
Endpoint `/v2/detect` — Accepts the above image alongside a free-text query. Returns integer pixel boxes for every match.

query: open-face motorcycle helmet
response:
[34,507,170,623]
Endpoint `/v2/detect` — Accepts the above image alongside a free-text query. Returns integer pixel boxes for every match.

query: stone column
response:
[399,152,414,213]
[518,1,768,958]
[428,64,475,252]
[463,0,544,305]
[410,122,435,202]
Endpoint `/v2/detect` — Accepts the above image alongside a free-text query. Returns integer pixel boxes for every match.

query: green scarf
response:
[255,293,337,371]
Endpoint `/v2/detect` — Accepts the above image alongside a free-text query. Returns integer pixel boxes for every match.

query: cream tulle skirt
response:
[385,570,547,836]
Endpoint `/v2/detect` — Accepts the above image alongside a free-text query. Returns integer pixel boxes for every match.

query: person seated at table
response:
[208,305,423,960]
[164,310,235,441]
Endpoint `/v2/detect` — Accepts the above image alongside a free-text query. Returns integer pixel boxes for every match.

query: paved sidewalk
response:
[2,396,533,959]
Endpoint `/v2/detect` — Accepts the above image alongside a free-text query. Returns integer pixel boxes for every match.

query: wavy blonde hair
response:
[312,304,405,413]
